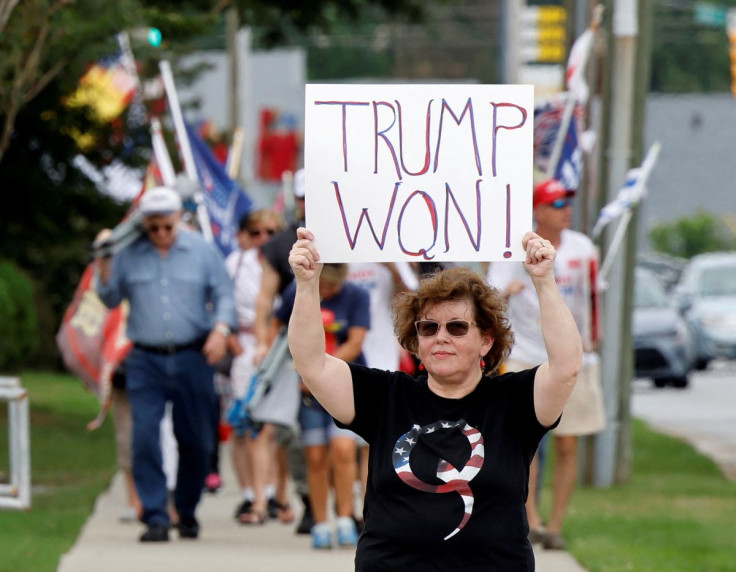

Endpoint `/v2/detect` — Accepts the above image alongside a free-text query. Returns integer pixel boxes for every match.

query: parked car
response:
[673,252,736,370]
[633,267,695,388]
[636,252,687,293]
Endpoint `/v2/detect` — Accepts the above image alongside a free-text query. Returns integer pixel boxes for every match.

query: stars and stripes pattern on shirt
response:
[392,420,485,540]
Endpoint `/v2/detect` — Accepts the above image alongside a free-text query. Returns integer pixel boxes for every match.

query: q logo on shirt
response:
[392,419,485,540]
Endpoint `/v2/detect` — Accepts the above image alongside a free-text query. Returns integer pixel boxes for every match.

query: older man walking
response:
[96,186,236,542]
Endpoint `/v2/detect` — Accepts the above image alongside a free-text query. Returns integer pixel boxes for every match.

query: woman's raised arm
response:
[287,227,356,424]
[522,231,583,427]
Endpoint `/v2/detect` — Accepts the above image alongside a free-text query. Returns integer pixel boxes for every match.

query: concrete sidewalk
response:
[58,446,586,572]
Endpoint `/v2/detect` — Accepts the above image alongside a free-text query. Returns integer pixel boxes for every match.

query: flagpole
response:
[598,211,631,281]
[150,117,177,186]
[158,60,214,242]
[116,31,147,130]
[226,126,244,180]
[546,96,576,178]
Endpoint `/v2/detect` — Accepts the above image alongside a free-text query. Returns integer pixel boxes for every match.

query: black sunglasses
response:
[415,319,477,337]
[146,223,174,233]
[249,228,277,237]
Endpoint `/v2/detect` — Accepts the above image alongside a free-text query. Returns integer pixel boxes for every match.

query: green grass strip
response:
[562,419,736,571]
[0,372,116,572]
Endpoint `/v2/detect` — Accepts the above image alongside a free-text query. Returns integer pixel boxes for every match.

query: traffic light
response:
[147,27,162,47]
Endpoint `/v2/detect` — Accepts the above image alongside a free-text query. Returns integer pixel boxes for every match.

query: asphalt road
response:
[631,358,736,480]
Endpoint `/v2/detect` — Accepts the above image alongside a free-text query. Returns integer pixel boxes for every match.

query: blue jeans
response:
[126,346,217,527]
[298,397,356,447]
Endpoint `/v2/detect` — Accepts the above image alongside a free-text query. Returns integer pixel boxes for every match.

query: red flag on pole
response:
[55,262,133,429]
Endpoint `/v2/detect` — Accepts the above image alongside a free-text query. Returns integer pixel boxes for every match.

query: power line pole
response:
[593,0,639,488]
[226,6,240,133]
[615,0,654,484]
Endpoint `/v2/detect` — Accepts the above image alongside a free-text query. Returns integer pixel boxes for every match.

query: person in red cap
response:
[488,178,605,550]
[532,178,576,209]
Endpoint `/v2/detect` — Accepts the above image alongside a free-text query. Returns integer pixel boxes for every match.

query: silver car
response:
[634,267,695,388]
[673,252,736,370]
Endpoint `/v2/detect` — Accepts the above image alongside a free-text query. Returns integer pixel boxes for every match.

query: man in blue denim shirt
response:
[96,186,236,542]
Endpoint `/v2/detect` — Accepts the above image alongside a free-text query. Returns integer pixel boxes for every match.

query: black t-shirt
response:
[259,222,300,295]
[340,363,552,571]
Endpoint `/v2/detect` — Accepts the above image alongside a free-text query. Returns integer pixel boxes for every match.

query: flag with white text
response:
[185,121,253,256]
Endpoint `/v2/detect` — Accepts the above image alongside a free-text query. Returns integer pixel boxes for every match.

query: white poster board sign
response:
[304,84,534,262]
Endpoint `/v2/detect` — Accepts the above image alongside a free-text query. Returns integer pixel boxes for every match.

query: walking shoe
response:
[204,472,222,494]
[234,499,253,520]
[139,524,169,542]
[178,515,200,539]
[336,516,358,547]
[296,495,314,535]
[267,497,279,519]
[528,527,546,544]
[311,522,333,549]
[543,531,567,550]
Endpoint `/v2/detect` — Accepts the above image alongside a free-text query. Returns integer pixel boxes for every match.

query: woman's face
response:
[416,298,494,385]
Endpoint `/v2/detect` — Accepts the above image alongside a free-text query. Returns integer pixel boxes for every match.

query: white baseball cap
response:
[139,186,182,215]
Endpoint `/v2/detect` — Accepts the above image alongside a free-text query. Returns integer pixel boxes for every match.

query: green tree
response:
[0,260,38,372]
[0,0,430,367]
[651,1,736,93]
[649,210,736,258]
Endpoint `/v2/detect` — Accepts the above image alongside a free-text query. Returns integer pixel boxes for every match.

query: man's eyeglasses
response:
[415,319,477,337]
[146,223,174,234]
[249,228,277,238]
[550,198,572,209]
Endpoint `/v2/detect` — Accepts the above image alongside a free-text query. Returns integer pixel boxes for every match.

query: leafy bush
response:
[649,210,736,259]
[0,259,38,371]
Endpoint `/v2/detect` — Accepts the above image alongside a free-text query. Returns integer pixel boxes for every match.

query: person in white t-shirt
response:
[487,178,605,550]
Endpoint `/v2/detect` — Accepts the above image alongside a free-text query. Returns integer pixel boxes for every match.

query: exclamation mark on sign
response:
[503,183,512,259]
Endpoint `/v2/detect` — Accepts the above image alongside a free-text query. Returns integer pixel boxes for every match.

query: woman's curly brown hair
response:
[393,266,514,375]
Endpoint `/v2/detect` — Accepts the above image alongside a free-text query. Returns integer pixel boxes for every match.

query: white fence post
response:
[0,376,31,510]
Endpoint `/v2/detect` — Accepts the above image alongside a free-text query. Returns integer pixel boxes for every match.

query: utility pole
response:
[226,6,240,133]
[593,0,638,488]
[615,0,654,483]
[501,0,522,83]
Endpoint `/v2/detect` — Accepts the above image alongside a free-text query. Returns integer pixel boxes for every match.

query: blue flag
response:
[534,100,584,191]
[553,116,583,192]
[185,121,253,256]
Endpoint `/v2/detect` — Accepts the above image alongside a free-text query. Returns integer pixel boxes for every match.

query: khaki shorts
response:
[503,359,605,437]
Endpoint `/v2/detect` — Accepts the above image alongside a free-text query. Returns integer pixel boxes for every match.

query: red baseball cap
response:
[533,179,575,208]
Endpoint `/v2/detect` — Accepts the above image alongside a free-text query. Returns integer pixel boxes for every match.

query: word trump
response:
[314,98,527,179]
[305,84,534,263]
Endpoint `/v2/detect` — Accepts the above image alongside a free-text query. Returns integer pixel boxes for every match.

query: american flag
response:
[534,99,585,190]
[66,52,138,122]
[185,121,253,256]
[392,419,485,540]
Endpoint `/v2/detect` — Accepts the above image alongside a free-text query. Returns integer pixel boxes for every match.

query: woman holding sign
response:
[287,227,582,570]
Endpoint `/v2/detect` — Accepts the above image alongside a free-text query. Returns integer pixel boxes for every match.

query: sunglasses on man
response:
[549,198,573,209]
[146,223,174,234]
[415,319,478,337]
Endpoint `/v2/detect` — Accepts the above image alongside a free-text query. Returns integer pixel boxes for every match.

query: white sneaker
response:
[336,516,358,547]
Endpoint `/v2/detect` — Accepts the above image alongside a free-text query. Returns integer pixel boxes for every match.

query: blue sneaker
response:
[336,516,358,547]
[311,522,333,549]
